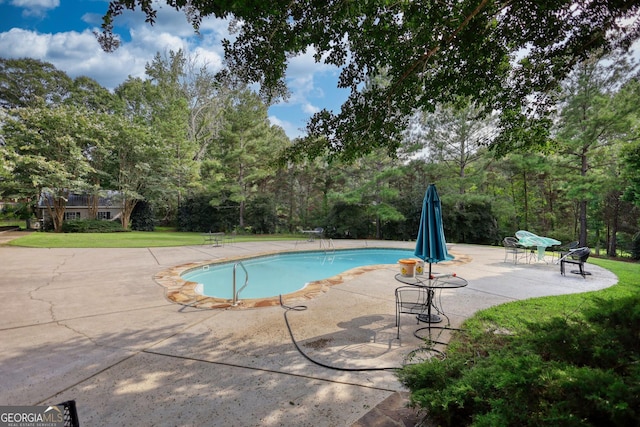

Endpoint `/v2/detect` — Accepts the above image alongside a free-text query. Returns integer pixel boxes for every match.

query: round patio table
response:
[395,273,468,327]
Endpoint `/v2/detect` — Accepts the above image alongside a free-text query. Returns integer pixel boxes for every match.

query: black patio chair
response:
[503,237,526,264]
[395,286,431,338]
[560,247,591,278]
[556,240,579,261]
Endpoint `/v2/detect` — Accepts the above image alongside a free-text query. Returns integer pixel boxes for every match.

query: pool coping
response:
[154,247,472,309]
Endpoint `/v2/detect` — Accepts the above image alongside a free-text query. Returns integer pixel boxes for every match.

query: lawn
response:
[6,230,300,248]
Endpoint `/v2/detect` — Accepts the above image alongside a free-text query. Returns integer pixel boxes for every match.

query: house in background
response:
[0,198,20,211]
[37,191,123,229]
[1,196,39,229]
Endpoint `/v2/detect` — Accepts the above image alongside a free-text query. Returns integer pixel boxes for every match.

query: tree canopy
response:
[1,54,638,254]
[0,58,73,109]
[98,0,640,159]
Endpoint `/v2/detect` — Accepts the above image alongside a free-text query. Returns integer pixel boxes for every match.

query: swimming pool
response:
[182,248,415,300]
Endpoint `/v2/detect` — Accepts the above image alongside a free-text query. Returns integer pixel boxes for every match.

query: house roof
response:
[38,191,120,208]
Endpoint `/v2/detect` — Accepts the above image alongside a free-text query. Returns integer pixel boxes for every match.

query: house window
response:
[64,211,81,220]
[97,211,111,220]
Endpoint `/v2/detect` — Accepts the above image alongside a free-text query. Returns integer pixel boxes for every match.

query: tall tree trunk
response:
[607,192,621,257]
[46,190,68,232]
[579,200,588,247]
[579,151,589,246]
[87,193,99,220]
[238,159,245,228]
[522,170,529,230]
[121,198,137,230]
[239,199,245,228]
[287,169,295,232]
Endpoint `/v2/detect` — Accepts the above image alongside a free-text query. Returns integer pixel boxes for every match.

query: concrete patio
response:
[0,233,618,426]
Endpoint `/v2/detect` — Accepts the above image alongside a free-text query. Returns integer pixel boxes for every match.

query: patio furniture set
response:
[201,231,236,247]
[502,230,591,278]
[394,272,467,340]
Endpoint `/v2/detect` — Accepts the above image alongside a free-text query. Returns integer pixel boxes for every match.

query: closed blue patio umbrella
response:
[414,184,454,277]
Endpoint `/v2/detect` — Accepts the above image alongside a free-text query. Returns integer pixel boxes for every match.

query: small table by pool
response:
[201,232,225,247]
[395,273,468,331]
[301,229,322,241]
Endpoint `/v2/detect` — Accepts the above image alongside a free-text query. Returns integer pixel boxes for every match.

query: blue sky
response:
[0,0,350,139]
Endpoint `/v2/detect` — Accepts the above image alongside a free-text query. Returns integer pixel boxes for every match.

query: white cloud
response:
[199,15,234,39]
[287,46,337,78]
[81,12,102,26]
[130,26,188,53]
[0,8,227,91]
[10,0,58,16]
[270,47,344,117]
[0,28,150,89]
[10,0,58,6]
[192,46,224,71]
[0,28,50,57]
[112,4,220,39]
[0,4,338,140]
[269,115,305,139]
[302,102,319,115]
[264,47,349,138]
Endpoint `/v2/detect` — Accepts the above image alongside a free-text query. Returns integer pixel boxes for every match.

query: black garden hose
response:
[279,295,402,371]
[279,295,456,371]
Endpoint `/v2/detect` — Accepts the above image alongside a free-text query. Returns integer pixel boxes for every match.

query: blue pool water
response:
[183,248,415,299]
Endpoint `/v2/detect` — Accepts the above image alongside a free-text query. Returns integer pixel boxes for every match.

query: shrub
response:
[61,219,126,233]
[443,200,499,245]
[131,201,155,231]
[245,195,277,234]
[632,232,640,260]
[398,294,640,426]
[177,195,239,232]
[324,202,372,239]
[1,203,31,220]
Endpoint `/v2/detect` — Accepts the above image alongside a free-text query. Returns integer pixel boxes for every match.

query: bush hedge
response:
[632,232,640,260]
[61,219,127,233]
[398,294,640,426]
[177,195,239,232]
[131,201,155,231]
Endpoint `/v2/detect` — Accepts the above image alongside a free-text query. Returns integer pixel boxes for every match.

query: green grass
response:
[458,257,638,336]
[5,230,301,248]
[399,257,640,426]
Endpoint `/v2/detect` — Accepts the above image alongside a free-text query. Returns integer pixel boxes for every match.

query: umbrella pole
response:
[425,262,442,329]
[428,262,433,341]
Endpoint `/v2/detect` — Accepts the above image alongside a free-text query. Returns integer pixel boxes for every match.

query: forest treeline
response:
[1,51,639,257]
